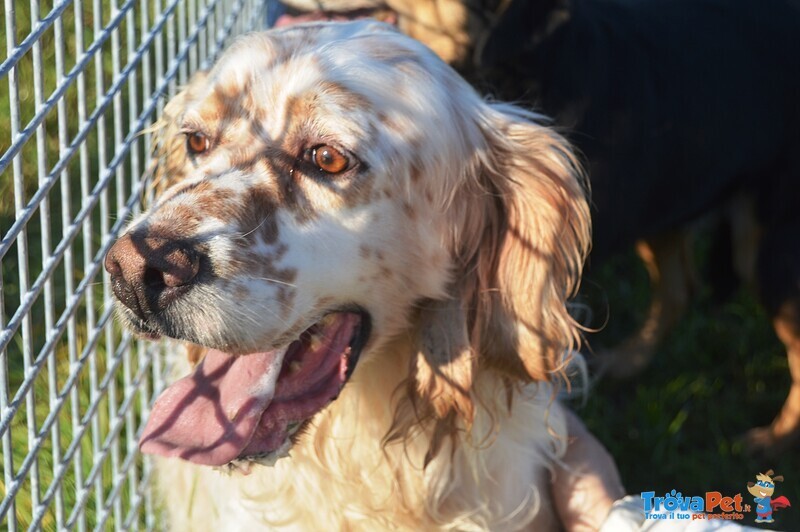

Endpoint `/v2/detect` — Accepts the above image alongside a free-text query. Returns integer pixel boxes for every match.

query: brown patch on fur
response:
[237,185,281,245]
[147,214,201,243]
[193,190,243,222]
[229,152,265,176]
[202,78,254,131]
[317,81,373,112]
[342,170,377,210]
[378,265,393,280]
[157,180,216,207]
[314,296,334,311]
[166,204,203,232]
[382,115,410,141]
[410,162,423,183]
[283,95,311,135]
[359,245,373,259]
[258,143,321,227]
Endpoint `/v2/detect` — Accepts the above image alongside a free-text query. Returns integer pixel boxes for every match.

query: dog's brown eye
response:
[186,132,209,155]
[309,145,349,174]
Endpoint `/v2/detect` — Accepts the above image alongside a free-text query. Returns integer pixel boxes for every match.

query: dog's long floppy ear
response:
[469,103,591,383]
[469,103,590,383]
[408,103,590,430]
[147,72,209,196]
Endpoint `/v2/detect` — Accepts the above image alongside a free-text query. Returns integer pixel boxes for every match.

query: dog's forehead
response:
[200,22,441,113]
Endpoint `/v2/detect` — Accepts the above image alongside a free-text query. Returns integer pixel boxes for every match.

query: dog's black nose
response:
[104,230,200,321]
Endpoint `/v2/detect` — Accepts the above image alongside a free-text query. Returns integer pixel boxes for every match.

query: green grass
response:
[578,246,799,530]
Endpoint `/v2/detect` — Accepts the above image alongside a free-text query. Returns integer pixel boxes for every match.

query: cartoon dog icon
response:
[747,470,791,523]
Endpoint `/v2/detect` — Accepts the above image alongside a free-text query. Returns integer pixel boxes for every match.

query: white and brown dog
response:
[105,21,590,529]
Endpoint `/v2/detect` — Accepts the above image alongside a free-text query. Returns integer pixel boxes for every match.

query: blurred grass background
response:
[580,243,799,529]
[2,0,799,529]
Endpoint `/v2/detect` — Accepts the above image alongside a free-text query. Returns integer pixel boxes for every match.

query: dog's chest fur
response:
[152,342,565,531]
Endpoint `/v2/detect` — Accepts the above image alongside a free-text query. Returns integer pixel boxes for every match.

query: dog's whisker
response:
[247,276,297,288]
[239,217,271,239]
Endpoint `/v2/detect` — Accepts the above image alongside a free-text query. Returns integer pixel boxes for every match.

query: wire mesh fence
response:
[1,0,269,528]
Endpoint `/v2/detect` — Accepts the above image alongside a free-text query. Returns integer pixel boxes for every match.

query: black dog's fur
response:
[478,0,800,451]
[481,0,800,261]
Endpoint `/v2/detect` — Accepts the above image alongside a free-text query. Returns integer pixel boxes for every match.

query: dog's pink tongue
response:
[139,349,282,466]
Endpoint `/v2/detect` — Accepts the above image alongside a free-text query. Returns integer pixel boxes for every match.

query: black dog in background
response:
[479,0,800,453]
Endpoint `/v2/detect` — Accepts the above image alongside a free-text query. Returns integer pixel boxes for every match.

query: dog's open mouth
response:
[139,312,369,469]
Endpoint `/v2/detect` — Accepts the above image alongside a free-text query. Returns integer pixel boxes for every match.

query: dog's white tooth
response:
[320,314,336,329]
[307,325,328,350]
[309,334,324,351]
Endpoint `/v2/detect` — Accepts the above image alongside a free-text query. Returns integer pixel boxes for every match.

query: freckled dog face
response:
[120,22,475,354]
[106,20,589,467]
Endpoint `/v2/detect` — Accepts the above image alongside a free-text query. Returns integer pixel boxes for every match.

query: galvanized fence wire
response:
[0,0,269,529]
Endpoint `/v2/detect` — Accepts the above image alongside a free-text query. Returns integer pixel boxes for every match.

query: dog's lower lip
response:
[123,313,163,340]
